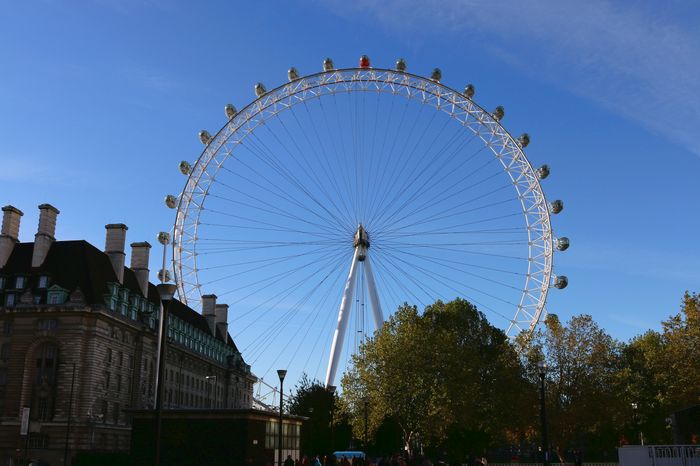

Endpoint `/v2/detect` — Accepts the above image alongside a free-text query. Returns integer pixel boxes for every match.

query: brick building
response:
[0,204,256,465]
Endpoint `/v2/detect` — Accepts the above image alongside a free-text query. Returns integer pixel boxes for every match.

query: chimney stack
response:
[0,205,23,269]
[215,304,229,340]
[31,204,60,268]
[105,224,128,284]
[202,294,217,336]
[130,242,151,296]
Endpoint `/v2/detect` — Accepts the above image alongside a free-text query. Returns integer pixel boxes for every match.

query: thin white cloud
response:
[0,157,100,188]
[316,0,700,156]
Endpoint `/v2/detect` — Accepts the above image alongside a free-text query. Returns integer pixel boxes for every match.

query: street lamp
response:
[206,376,217,408]
[631,402,644,445]
[328,385,336,453]
[278,369,287,466]
[537,360,550,466]
[154,282,177,466]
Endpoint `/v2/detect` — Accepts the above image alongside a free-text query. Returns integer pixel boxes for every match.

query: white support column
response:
[363,255,384,331]
[325,248,360,387]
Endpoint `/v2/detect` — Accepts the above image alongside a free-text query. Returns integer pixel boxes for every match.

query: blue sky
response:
[2,1,700,386]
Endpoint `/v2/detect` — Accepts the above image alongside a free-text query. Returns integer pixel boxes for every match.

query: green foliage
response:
[340,298,532,457]
[523,314,622,459]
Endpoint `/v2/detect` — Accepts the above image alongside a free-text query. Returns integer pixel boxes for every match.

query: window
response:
[33,344,58,421]
[118,351,123,367]
[104,371,111,390]
[2,320,12,336]
[37,276,49,288]
[47,293,63,305]
[15,276,25,289]
[33,295,41,305]
[0,344,10,361]
[5,294,15,307]
[116,375,121,392]
[37,319,58,332]
[113,402,120,424]
[0,368,6,412]
[0,277,5,289]
[106,348,112,363]
[28,433,49,449]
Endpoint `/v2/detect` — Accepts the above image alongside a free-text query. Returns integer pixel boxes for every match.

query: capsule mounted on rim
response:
[359,55,370,68]
[493,106,505,121]
[198,130,212,145]
[518,133,530,148]
[549,200,564,214]
[536,164,550,180]
[430,68,442,82]
[555,237,570,251]
[323,58,334,71]
[164,194,178,209]
[288,67,299,81]
[224,104,237,120]
[255,83,267,97]
[179,160,192,175]
[553,275,568,289]
[395,58,407,72]
[464,84,475,99]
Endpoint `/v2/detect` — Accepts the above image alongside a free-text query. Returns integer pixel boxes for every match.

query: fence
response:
[618,445,700,466]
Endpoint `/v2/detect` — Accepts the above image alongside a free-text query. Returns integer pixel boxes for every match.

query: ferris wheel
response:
[166,55,569,389]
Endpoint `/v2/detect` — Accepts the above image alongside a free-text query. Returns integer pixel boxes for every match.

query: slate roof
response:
[0,240,237,351]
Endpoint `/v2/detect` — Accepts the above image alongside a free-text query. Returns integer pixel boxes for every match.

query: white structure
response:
[619,445,700,466]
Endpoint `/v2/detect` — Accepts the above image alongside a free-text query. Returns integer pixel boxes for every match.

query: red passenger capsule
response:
[359,55,370,68]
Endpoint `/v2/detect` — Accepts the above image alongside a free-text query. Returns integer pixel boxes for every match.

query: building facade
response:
[0,204,256,465]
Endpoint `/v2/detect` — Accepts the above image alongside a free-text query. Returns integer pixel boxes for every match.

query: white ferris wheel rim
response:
[172,67,554,340]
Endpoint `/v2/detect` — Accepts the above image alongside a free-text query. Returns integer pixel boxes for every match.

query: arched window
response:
[32,343,58,421]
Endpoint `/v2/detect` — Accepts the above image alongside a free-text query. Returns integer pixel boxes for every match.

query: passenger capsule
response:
[549,199,564,214]
[179,160,192,175]
[518,133,530,148]
[157,231,171,245]
[224,104,237,120]
[164,194,178,209]
[536,164,550,180]
[493,106,505,121]
[288,67,299,81]
[323,58,334,71]
[431,68,442,82]
[157,269,171,282]
[553,275,568,289]
[395,58,407,72]
[255,83,267,97]
[464,84,475,99]
[359,55,370,68]
[555,237,570,251]
[198,130,212,145]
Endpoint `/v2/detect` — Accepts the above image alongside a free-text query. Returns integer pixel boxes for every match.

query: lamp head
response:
[537,360,547,373]
[328,385,336,394]
[277,369,287,382]
[157,283,177,302]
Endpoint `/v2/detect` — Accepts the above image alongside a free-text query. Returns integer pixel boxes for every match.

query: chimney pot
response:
[130,241,151,296]
[0,205,24,269]
[202,294,217,335]
[31,204,60,268]
[105,224,128,284]
[215,303,229,341]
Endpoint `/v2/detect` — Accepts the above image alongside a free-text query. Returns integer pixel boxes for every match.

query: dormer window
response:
[38,276,49,288]
[0,277,5,289]
[5,294,15,307]
[15,276,25,289]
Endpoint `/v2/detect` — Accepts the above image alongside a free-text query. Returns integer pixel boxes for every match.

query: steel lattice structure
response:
[171,61,568,388]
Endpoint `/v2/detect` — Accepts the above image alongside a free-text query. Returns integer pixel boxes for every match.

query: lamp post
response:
[206,376,217,408]
[278,369,287,466]
[631,402,644,445]
[328,385,336,453]
[154,282,177,466]
[537,360,549,466]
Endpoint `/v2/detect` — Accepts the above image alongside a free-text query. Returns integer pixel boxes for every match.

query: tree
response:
[341,299,532,458]
[521,314,622,461]
[287,374,334,455]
